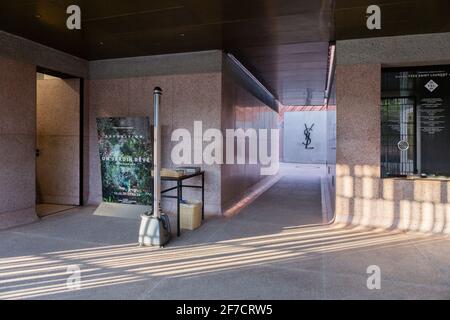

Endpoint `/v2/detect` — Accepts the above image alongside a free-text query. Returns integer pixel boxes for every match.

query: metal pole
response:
[201,172,205,220]
[153,87,162,218]
[416,101,422,175]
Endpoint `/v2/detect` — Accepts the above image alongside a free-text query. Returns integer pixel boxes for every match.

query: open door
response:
[36,73,81,216]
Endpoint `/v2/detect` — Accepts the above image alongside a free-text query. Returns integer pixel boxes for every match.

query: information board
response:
[382,65,450,176]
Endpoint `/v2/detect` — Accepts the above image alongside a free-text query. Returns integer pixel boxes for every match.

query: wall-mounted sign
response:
[96,117,153,205]
[382,65,450,176]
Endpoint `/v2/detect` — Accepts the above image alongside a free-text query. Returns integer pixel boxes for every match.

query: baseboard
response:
[0,207,38,230]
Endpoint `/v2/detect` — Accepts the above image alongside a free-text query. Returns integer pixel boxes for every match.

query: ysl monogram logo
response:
[302,123,314,150]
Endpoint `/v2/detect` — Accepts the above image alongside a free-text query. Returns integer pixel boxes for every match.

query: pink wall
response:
[0,34,279,228]
[221,60,279,210]
[0,56,38,228]
[88,73,223,214]
[88,52,279,215]
[0,32,89,229]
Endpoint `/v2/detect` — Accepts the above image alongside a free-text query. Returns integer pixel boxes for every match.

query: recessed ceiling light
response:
[35,14,41,19]
[99,41,104,45]
[179,33,185,37]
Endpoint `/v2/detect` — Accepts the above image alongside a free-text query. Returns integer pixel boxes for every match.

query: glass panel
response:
[381,97,416,177]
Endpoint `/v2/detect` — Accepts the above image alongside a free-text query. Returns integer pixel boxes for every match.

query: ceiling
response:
[1,1,449,106]
[335,0,450,40]
[0,0,333,106]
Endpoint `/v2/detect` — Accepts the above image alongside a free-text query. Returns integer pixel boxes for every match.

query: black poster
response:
[382,66,450,176]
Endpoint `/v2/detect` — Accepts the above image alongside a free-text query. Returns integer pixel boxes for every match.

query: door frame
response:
[36,66,84,206]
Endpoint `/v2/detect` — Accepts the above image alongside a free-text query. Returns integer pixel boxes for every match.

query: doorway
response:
[35,69,83,217]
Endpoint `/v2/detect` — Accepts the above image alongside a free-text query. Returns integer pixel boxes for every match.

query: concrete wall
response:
[335,32,450,233]
[0,30,277,227]
[221,58,278,210]
[88,51,223,215]
[283,111,327,164]
[0,32,89,229]
[0,32,88,79]
[0,56,38,228]
[89,51,278,215]
[326,70,337,215]
[326,108,336,213]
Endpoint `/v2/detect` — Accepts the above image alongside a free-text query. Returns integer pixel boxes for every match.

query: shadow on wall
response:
[335,164,450,234]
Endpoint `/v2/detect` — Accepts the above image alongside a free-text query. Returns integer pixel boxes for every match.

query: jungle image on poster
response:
[96,117,153,205]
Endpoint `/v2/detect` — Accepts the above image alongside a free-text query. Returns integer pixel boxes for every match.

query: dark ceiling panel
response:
[0,0,335,106]
[335,0,450,40]
[82,0,185,20]
[2,1,450,106]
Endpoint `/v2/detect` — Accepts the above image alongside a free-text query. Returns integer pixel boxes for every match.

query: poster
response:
[96,117,153,205]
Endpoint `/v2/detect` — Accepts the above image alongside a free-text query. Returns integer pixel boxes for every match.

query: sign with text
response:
[382,65,450,176]
[96,117,153,205]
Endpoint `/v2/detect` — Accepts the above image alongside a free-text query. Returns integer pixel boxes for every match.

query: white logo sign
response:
[425,80,439,92]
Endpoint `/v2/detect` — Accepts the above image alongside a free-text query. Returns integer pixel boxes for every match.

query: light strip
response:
[324,44,336,106]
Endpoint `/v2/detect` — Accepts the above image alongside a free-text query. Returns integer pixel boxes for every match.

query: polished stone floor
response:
[1,165,450,300]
